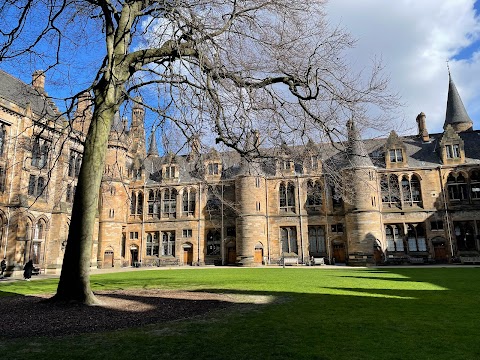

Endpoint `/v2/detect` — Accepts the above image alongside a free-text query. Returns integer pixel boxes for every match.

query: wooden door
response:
[333,244,345,263]
[227,247,236,264]
[130,249,138,266]
[254,248,263,264]
[104,250,114,268]
[434,244,447,262]
[373,249,383,265]
[183,248,193,265]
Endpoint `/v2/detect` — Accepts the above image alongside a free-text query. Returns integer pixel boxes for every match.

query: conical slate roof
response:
[444,73,473,129]
[147,131,159,156]
[345,119,374,168]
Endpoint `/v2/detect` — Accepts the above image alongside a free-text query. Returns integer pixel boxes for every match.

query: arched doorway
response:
[432,237,448,263]
[104,249,114,268]
[182,243,193,265]
[226,241,236,265]
[373,239,383,265]
[130,245,139,267]
[254,242,264,264]
[332,242,346,263]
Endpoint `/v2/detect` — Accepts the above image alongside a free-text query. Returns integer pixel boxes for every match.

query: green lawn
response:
[1,267,479,360]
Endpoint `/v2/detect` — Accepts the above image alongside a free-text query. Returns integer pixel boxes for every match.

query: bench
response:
[312,257,325,266]
[282,257,299,266]
[408,257,425,264]
[460,256,480,265]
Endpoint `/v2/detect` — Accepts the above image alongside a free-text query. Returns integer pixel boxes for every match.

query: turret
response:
[342,120,383,265]
[444,72,473,132]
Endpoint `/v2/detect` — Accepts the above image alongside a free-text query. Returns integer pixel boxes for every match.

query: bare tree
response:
[0,0,399,304]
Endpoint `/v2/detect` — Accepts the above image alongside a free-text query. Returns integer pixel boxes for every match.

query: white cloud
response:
[326,0,480,135]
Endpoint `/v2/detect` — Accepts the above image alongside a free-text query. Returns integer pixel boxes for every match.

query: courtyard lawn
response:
[1,267,480,360]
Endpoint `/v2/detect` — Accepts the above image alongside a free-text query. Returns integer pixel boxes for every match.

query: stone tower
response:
[235,131,267,266]
[342,120,383,265]
[97,111,131,268]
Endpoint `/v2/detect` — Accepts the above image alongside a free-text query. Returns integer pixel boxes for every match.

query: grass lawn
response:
[1,267,480,360]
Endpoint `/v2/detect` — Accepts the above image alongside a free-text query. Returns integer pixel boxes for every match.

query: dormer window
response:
[208,163,219,175]
[164,165,176,179]
[445,144,460,159]
[310,156,319,170]
[389,149,403,163]
[282,160,292,170]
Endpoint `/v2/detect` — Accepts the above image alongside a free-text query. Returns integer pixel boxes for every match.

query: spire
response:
[345,119,374,168]
[444,71,473,132]
[147,131,159,156]
[111,111,123,133]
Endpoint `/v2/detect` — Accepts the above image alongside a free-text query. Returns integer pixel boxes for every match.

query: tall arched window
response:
[306,180,322,211]
[280,227,298,254]
[163,188,177,218]
[137,192,143,215]
[206,230,221,255]
[401,175,422,206]
[182,188,196,216]
[470,170,480,200]
[385,225,404,252]
[407,224,427,252]
[130,192,136,215]
[32,220,46,264]
[308,226,325,256]
[279,182,295,212]
[447,173,467,201]
[381,174,401,208]
[36,177,45,197]
[0,124,6,156]
[162,231,175,256]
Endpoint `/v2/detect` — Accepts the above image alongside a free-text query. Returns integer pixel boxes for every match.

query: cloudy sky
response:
[327,0,480,135]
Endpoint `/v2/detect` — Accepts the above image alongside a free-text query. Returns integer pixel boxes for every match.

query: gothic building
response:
[1,68,479,276]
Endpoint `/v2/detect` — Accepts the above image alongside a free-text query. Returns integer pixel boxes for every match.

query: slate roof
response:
[0,69,59,119]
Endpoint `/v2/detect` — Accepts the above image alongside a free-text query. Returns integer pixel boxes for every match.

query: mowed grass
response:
[1,267,480,360]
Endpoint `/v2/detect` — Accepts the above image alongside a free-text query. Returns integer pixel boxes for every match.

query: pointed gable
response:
[384,130,407,168]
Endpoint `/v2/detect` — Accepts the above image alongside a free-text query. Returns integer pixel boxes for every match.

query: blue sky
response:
[2,0,480,141]
[327,0,480,135]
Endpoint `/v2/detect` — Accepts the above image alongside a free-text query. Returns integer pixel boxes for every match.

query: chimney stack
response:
[32,70,45,92]
[416,112,429,142]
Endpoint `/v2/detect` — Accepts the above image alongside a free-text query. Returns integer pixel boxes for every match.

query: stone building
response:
[1,68,480,276]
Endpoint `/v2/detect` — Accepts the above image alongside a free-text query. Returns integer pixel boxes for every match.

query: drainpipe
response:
[197,183,202,265]
[221,182,224,265]
[438,166,454,259]
[296,176,304,263]
[265,176,270,264]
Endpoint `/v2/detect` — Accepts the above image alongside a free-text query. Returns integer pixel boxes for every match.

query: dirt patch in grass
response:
[1,289,270,338]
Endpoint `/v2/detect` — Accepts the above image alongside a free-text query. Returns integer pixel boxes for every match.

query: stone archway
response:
[130,245,139,267]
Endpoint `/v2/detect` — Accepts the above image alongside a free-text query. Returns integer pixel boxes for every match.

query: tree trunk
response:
[51,83,117,305]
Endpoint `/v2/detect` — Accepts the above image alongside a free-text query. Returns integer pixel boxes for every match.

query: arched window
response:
[401,175,422,206]
[68,152,76,177]
[36,177,45,197]
[385,225,404,252]
[0,124,6,156]
[306,180,322,211]
[130,192,136,215]
[470,170,480,200]
[40,141,49,168]
[31,139,40,167]
[75,155,82,177]
[162,188,177,218]
[206,230,221,256]
[407,224,427,252]
[381,174,401,208]
[32,220,46,264]
[162,231,175,256]
[137,192,143,215]
[279,182,295,212]
[447,173,467,201]
[280,227,298,254]
[182,188,196,216]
